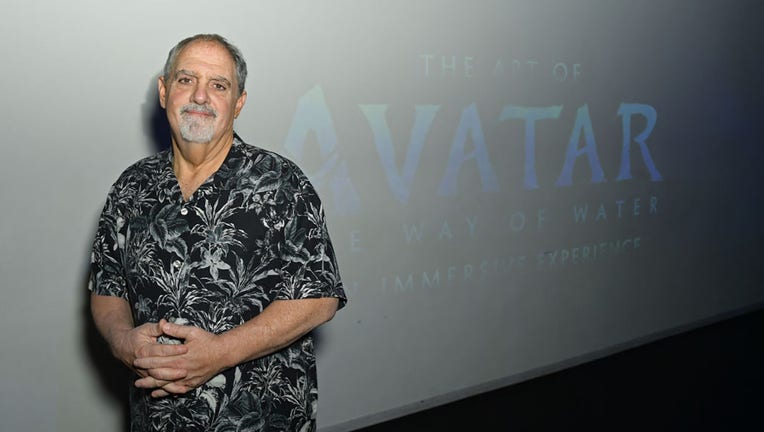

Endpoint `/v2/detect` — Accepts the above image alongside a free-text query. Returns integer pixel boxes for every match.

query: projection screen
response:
[0,1,762,431]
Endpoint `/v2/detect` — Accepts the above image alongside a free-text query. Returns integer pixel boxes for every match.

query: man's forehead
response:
[172,41,236,78]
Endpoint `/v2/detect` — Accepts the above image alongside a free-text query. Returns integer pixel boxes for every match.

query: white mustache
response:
[180,104,217,117]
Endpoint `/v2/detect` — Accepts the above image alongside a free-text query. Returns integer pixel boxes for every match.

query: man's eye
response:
[178,77,192,84]
[213,83,227,91]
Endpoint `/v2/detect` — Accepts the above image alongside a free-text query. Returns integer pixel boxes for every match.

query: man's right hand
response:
[91,295,189,383]
[111,319,189,380]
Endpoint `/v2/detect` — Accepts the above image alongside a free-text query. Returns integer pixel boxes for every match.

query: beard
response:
[178,104,218,143]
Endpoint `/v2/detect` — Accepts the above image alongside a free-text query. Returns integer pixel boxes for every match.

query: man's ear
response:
[234,90,247,119]
[158,76,167,109]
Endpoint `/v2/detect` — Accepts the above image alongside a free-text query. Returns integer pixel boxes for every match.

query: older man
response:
[90,34,346,432]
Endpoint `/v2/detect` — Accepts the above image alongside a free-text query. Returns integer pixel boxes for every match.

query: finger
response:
[138,320,166,338]
[135,376,171,390]
[135,342,186,361]
[134,355,183,370]
[160,381,192,395]
[146,367,187,381]
[152,319,167,336]
[160,321,195,339]
[151,389,170,398]
[142,343,189,358]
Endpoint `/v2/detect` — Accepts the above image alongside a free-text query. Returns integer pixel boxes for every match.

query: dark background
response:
[357,306,764,431]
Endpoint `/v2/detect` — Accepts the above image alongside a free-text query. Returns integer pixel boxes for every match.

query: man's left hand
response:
[133,321,229,398]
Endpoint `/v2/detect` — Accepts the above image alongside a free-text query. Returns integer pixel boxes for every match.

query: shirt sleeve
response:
[89,183,128,299]
[275,166,347,309]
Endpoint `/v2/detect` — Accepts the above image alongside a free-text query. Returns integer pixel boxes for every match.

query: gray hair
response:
[163,34,247,95]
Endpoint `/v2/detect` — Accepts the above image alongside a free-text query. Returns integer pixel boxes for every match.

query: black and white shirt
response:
[90,134,346,432]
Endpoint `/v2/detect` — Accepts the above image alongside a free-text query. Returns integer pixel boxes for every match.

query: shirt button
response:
[180,207,188,216]
[173,260,182,269]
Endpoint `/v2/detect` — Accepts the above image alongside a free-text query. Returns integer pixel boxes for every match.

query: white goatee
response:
[179,103,217,143]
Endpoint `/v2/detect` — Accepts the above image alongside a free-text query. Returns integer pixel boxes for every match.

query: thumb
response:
[161,320,194,340]
[152,319,170,337]
[138,320,167,338]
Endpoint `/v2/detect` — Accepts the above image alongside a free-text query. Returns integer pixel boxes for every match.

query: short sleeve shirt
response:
[90,135,346,432]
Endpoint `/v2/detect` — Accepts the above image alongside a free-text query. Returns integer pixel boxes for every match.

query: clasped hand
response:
[125,319,227,398]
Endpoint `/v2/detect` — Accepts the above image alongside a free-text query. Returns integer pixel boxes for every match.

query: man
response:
[90,34,346,432]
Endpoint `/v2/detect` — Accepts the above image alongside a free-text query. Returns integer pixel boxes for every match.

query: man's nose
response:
[192,84,209,104]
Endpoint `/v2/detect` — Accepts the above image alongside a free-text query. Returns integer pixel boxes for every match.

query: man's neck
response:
[171,133,234,200]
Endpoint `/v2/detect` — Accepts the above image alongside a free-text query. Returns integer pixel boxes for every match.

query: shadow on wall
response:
[143,73,171,153]
[81,259,131,432]
[80,76,170,431]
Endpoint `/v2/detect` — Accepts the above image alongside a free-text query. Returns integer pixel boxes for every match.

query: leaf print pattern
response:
[90,134,346,431]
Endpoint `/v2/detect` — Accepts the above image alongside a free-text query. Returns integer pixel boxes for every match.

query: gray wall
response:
[1,1,762,431]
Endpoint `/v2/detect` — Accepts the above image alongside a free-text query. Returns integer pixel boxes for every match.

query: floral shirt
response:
[89,134,346,432]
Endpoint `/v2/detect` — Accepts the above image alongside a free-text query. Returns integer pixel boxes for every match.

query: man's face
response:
[159,40,246,145]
